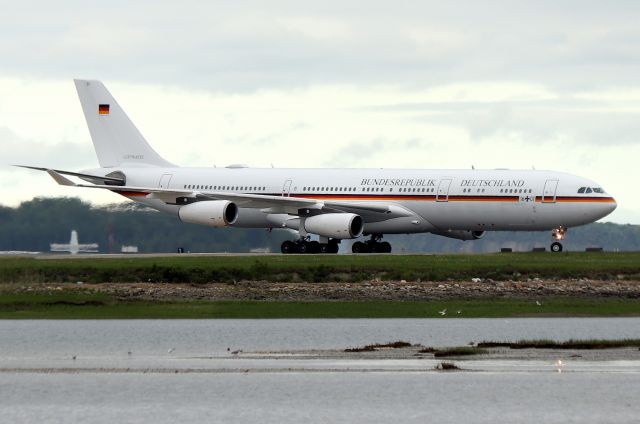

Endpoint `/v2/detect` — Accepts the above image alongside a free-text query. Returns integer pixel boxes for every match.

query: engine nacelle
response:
[433,230,486,241]
[304,213,364,239]
[178,200,238,227]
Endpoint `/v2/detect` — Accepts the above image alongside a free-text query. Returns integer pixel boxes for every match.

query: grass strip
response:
[0,293,638,319]
[1,252,639,284]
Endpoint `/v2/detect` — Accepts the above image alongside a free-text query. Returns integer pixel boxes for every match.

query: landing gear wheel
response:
[352,235,392,254]
[319,244,329,254]
[551,242,563,252]
[352,241,367,253]
[328,240,339,254]
[281,240,295,254]
[297,242,308,254]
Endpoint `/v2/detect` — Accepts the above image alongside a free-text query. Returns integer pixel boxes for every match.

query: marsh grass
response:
[345,341,412,352]
[478,339,640,350]
[432,346,487,357]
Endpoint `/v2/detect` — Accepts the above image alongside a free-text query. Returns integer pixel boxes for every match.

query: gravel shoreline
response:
[10,279,640,301]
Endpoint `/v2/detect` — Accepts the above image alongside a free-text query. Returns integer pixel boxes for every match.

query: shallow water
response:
[1,318,639,423]
[2,318,640,357]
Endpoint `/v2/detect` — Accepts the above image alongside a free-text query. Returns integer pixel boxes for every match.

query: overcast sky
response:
[1,1,639,224]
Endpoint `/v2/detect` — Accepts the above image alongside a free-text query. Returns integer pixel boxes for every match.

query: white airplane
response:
[50,229,99,255]
[19,80,617,254]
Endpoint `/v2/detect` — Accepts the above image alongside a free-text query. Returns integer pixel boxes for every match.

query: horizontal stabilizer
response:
[14,165,125,185]
[47,170,77,186]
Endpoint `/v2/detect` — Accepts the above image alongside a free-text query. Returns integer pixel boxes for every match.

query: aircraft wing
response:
[44,170,412,218]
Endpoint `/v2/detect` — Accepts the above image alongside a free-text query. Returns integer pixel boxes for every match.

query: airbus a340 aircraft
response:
[18,80,617,254]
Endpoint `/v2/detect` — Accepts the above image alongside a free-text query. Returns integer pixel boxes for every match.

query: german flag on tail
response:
[98,104,110,115]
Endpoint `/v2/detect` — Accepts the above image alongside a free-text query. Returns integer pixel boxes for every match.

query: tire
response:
[352,241,366,253]
[329,240,339,254]
[281,240,295,254]
[551,242,563,253]
[297,242,308,254]
[380,241,392,253]
[319,244,329,254]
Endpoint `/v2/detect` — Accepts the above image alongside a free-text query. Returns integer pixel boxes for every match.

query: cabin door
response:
[282,179,293,197]
[436,178,452,202]
[158,173,173,189]
[542,179,558,203]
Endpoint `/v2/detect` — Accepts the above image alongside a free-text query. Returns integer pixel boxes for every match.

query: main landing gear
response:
[352,234,392,253]
[281,237,339,254]
[550,226,566,252]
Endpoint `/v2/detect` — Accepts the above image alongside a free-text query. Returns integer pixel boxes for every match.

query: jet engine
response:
[432,230,486,241]
[178,200,238,227]
[304,213,364,239]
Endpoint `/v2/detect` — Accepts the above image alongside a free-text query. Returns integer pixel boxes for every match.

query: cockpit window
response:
[592,187,605,193]
[577,187,586,193]
[585,187,592,194]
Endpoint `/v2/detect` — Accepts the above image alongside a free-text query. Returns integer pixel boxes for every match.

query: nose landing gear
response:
[550,226,566,252]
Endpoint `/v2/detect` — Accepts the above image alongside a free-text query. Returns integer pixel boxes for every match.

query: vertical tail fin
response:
[74,79,175,168]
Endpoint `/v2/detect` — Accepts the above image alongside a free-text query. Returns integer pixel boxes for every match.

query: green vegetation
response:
[478,339,640,350]
[432,347,488,357]
[0,294,638,319]
[1,251,639,284]
[344,341,413,352]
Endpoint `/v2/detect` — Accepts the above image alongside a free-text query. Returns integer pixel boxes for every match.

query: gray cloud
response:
[359,99,640,147]
[0,127,96,169]
[2,1,640,93]
[323,137,433,167]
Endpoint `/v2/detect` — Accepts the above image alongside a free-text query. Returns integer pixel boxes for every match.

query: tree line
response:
[0,197,638,253]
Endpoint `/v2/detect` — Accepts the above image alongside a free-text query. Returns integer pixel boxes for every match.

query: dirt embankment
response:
[13,279,640,301]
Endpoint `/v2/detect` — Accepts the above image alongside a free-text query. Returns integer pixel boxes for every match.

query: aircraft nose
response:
[599,197,617,218]
[607,197,618,214]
